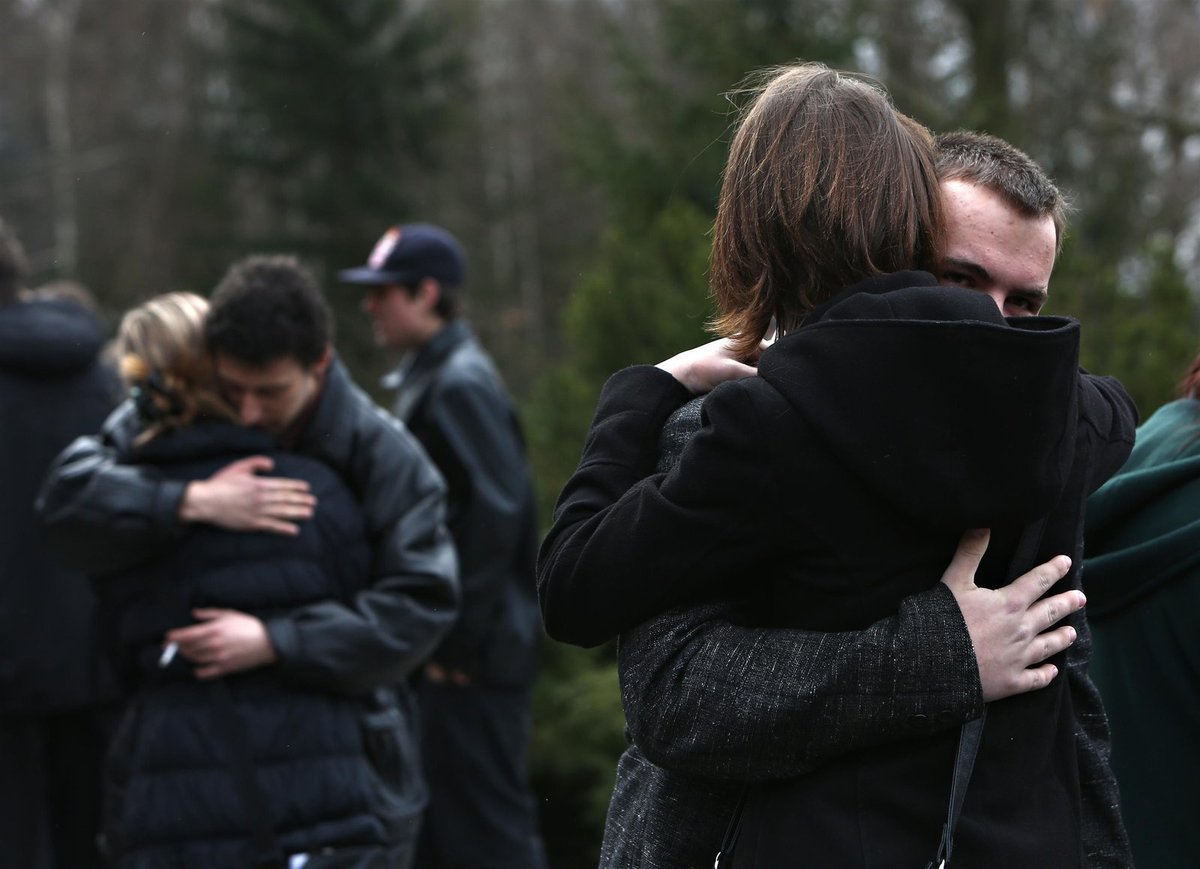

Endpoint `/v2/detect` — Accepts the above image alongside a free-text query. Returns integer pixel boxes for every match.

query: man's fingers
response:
[222,455,274,476]
[257,477,313,495]
[1015,663,1059,694]
[253,485,315,525]
[259,501,315,521]
[250,517,301,536]
[165,624,210,644]
[174,639,213,662]
[1007,555,1072,607]
[940,528,991,590]
[1028,588,1086,631]
[957,528,991,560]
[1023,624,1077,667]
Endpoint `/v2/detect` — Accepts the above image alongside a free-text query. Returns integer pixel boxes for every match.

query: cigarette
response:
[158,641,179,669]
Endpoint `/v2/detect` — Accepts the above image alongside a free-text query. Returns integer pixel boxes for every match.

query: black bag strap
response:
[926,708,987,869]
[928,512,1053,868]
[208,679,285,868]
[714,785,748,868]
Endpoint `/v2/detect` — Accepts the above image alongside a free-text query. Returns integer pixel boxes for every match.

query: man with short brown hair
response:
[38,254,458,866]
[598,133,1133,869]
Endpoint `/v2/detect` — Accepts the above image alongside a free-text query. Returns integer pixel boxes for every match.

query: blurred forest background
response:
[3,0,1199,864]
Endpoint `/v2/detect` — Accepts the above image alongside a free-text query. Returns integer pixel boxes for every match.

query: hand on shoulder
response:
[656,337,767,395]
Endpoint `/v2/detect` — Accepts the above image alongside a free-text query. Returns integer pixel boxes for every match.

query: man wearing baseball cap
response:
[341,224,546,868]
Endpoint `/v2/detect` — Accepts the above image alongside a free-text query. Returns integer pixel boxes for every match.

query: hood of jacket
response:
[755,271,1082,531]
[1083,398,1200,617]
[0,298,107,378]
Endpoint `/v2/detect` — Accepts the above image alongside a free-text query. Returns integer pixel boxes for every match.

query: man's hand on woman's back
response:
[179,455,316,535]
[941,528,1082,702]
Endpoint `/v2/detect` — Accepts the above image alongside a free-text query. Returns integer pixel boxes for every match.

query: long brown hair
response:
[116,292,235,442]
[711,63,944,356]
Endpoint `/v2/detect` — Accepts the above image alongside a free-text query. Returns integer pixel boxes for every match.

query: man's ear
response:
[415,278,442,313]
[314,344,334,376]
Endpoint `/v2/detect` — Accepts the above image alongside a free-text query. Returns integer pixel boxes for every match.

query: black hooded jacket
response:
[37,358,458,690]
[0,299,118,714]
[98,421,412,867]
[35,358,457,861]
[538,272,1136,867]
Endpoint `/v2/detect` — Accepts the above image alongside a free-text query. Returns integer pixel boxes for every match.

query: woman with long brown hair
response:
[538,63,1135,866]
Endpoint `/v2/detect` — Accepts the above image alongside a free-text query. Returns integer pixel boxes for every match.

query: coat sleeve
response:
[36,401,188,574]
[1077,371,1138,495]
[266,410,459,692]
[1066,611,1135,867]
[536,366,779,647]
[418,376,531,672]
[1068,371,1136,866]
[618,584,984,780]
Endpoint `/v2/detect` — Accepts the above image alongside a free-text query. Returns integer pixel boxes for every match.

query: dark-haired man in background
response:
[0,218,118,867]
[38,254,458,865]
[340,224,546,869]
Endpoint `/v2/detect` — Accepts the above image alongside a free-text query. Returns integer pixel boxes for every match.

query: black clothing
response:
[0,708,110,869]
[539,274,1136,867]
[36,359,456,865]
[385,321,544,868]
[0,299,119,714]
[386,320,539,687]
[413,682,546,868]
[604,399,1131,868]
[0,298,118,868]
[38,358,459,690]
[98,421,412,866]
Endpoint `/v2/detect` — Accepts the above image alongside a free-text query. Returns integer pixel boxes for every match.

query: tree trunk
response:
[42,0,82,277]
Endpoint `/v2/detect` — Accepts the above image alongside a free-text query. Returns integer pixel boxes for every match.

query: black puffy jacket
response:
[0,299,118,714]
[100,421,415,868]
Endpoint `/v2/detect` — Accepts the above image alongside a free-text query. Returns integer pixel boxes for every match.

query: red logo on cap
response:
[368,227,402,270]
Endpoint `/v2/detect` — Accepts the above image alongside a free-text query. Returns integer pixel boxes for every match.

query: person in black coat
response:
[341,224,545,869]
[537,64,1136,867]
[0,218,119,868]
[38,259,458,867]
[598,133,1134,869]
[96,292,415,867]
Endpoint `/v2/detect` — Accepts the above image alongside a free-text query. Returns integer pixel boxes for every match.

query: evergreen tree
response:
[217,0,471,373]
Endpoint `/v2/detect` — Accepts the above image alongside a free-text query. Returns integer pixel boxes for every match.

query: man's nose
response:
[237,396,264,427]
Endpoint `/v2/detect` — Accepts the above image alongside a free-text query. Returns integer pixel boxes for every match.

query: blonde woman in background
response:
[93,293,413,868]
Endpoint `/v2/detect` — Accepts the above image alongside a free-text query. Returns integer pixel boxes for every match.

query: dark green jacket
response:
[1085,397,1200,869]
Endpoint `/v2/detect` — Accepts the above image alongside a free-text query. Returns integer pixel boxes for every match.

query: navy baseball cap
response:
[339,223,466,288]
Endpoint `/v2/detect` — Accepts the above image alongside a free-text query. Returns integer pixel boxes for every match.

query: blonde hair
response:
[116,292,234,441]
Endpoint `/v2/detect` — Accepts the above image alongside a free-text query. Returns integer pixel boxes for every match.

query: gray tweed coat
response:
[598,398,1132,869]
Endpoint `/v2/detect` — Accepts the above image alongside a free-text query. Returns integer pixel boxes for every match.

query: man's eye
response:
[943,272,973,288]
